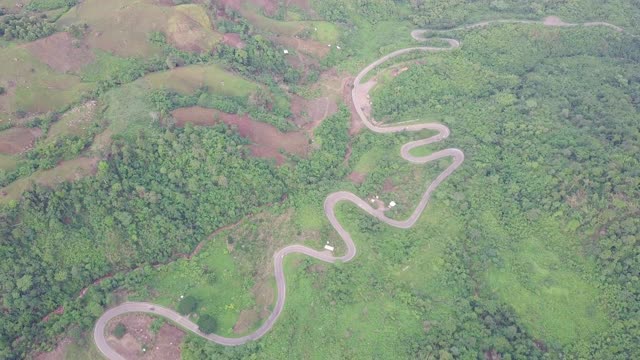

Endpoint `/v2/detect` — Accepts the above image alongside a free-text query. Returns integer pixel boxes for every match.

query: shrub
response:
[197,314,217,334]
[113,323,126,339]
[27,0,77,11]
[177,295,198,315]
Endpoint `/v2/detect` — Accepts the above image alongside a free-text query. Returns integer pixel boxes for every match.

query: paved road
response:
[93,17,623,359]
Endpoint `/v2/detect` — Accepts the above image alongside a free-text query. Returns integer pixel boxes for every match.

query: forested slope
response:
[372,23,639,357]
[0,125,287,357]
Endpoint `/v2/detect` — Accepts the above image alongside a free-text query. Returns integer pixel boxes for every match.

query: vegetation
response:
[0,14,55,41]
[0,125,286,357]
[197,314,217,334]
[112,323,126,339]
[27,0,77,12]
[177,296,198,315]
[370,23,640,357]
[0,0,639,359]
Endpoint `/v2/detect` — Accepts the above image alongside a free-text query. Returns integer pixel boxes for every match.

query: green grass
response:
[310,21,340,43]
[256,198,463,358]
[140,238,255,337]
[353,147,386,174]
[294,200,325,231]
[0,45,92,120]
[101,82,156,137]
[0,154,18,172]
[56,0,169,57]
[79,50,142,83]
[101,64,260,138]
[241,3,339,43]
[0,157,96,204]
[486,214,609,345]
[339,19,416,73]
[61,332,106,360]
[45,101,100,143]
[140,64,258,98]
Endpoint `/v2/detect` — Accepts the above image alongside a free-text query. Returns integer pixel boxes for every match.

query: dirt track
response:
[93,17,624,359]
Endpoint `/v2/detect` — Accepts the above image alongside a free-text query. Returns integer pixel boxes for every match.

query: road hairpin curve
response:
[94,18,624,359]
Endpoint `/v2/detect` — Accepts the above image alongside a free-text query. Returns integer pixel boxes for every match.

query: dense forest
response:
[0,125,286,357]
[371,24,640,358]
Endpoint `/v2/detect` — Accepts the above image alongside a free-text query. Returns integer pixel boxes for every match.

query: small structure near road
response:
[389,201,396,208]
[324,244,334,252]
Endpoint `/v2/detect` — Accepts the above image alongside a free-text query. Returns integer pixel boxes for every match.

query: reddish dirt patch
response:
[347,171,366,184]
[290,95,337,128]
[24,32,95,73]
[342,76,365,135]
[543,16,569,26]
[233,309,259,334]
[172,106,309,164]
[252,279,274,318]
[0,127,42,154]
[391,66,409,77]
[222,33,246,48]
[383,178,396,192]
[106,314,184,360]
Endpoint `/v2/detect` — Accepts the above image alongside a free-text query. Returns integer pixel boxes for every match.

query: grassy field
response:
[135,238,256,336]
[141,64,257,97]
[4,1,637,358]
[241,2,339,44]
[0,153,18,171]
[0,45,92,121]
[57,0,174,57]
[0,157,97,203]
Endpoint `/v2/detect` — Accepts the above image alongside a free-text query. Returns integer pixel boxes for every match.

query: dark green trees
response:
[177,296,198,315]
[197,314,217,334]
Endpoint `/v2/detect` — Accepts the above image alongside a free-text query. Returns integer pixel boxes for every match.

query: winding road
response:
[93,17,624,359]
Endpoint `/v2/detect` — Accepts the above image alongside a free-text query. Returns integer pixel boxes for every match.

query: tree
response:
[197,314,217,334]
[113,323,126,339]
[177,296,198,315]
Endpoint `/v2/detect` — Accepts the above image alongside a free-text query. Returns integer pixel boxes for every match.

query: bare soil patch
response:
[222,33,246,48]
[172,106,309,164]
[0,127,42,155]
[24,32,95,73]
[347,171,366,184]
[252,279,275,316]
[290,95,337,128]
[383,178,396,192]
[106,314,184,360]
[543,16,569,26]
[233,309,259,334]
[341,76,365,135]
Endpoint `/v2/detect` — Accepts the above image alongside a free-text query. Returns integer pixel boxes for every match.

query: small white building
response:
[324,244,335,252]
[389,201,396,208]
[283,49,289,54]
